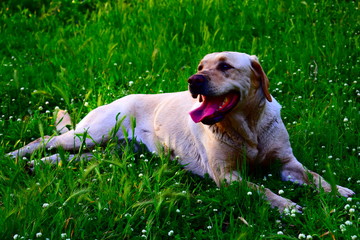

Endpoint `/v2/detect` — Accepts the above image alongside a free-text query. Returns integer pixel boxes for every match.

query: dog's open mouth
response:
[189,91,240,125]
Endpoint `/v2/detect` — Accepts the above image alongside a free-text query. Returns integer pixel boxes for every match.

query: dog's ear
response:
[250,55,272,102]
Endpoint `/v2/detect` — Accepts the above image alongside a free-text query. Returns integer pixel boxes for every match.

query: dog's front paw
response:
[337,185,355,197]
[276,198,302,214]
[267,193,302,214]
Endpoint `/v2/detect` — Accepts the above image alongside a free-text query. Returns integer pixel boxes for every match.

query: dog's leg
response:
[222,171,302,212]
[39,152,93,164]
[280,156,355,197]
[7,106,131,159]
[7,136,53,158]
[7,129,95,159]
[206,143,302,212]
[7,110,73,159]
[27,152,93,171]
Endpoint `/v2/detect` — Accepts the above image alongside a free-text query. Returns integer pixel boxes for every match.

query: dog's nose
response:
[188,74,208,97]
[188,74,207,87]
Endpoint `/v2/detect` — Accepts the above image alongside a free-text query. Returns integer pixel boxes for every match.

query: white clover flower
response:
[13,234,20,239]
[138,173,143,177]
[277,231,284,235]
[128,81,134,87]
[349,208,355,213]
[347,197,352,202]
[36,232,42,238]
[298,233,306,239]
[247,191,253,196]
[343,117,349,122]
[168,230,174,236]
[42,203,49,208]
[176,209,181,213]
[306,235,312,240]
[61,233,67,238]
[340,224,346,232]
[207,225,212,229]
[278,190,284,195]
[345,220,352,226]
[141,229,147,233]
[351,235,357,240]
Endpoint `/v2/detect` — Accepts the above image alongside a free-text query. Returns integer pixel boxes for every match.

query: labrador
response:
[7,51,355,212]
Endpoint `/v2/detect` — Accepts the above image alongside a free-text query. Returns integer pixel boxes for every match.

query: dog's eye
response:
[218,62,233,71]
[198,65,203,71]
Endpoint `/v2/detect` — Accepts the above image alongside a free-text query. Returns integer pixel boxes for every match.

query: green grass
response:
[0,0,359,239]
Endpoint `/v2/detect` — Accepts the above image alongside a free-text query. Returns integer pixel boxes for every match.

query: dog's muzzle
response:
[188,74,240,125]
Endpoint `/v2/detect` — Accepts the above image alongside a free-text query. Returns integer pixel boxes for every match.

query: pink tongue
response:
[189,96,224,123]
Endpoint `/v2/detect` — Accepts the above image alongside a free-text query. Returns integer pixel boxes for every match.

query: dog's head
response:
[188,52,272,125]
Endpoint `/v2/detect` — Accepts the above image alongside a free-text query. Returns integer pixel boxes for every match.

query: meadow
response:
[0,0,359,239]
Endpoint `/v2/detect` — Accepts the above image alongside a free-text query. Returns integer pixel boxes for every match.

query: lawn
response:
[0,0,359,239]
